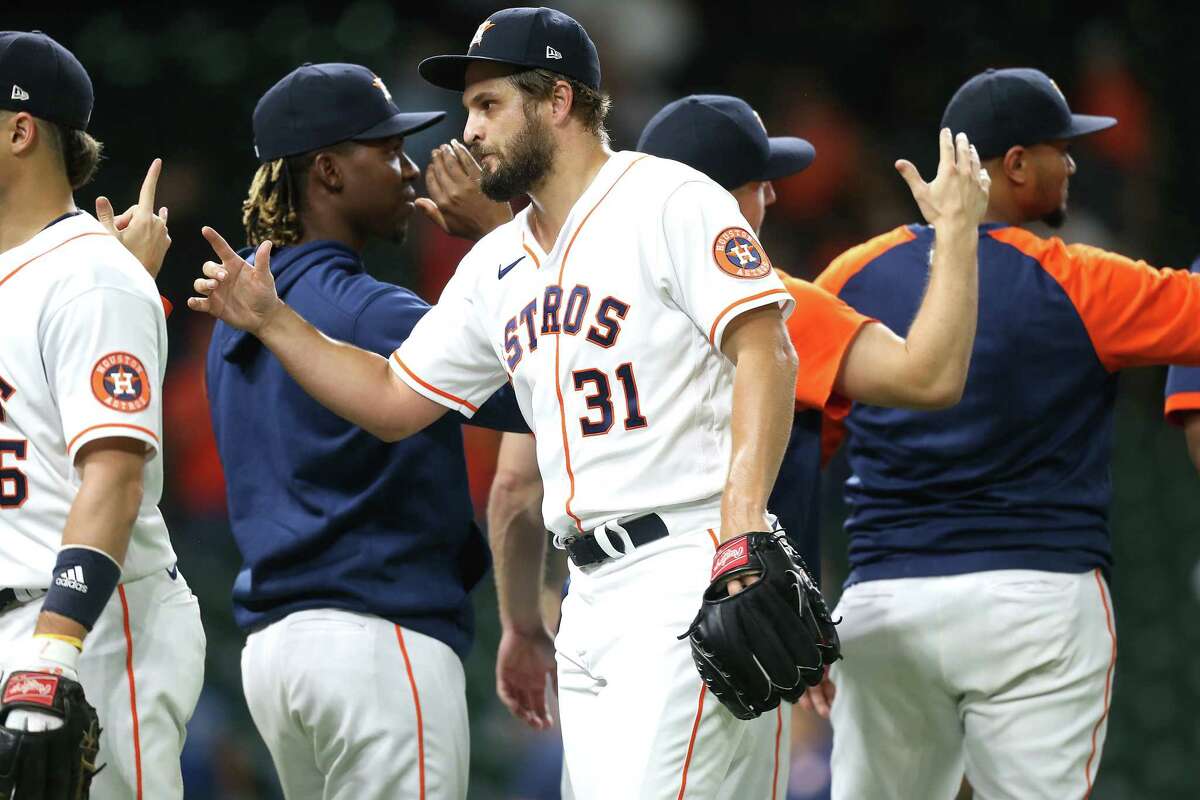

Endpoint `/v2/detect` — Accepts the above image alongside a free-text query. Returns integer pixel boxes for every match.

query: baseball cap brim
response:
[353,110,446,141]
[1059,113,1118,141]
[419,55,529,92]
[761,137,816,181]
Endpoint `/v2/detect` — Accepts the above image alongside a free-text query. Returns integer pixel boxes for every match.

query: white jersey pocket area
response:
[393,153,793,537]
[0,214,175,587]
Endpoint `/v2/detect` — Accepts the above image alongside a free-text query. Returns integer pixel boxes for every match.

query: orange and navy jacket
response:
[1165,257,1200,424]
[818,222,1200,585]
[768,271,872,581]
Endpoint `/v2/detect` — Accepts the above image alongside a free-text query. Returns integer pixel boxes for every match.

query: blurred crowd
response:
[9,1,1200,797]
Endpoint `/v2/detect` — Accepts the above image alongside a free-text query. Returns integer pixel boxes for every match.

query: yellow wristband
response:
[34,633,83,651]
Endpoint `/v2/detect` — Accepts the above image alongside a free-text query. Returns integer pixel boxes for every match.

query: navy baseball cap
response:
[638,95,815,190]
[253,63,446,162]
[0,31,93,130]
[941,68,1116,160]
[419,7,601,92]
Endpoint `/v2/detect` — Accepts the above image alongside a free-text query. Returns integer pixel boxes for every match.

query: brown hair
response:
[507,69,611,140]
[8,113,105,190]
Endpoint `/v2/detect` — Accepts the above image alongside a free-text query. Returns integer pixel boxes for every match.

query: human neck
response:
[0,171,75,255]
[526,136,612,252]
[297,206,366,254]
[981,201,1025,227]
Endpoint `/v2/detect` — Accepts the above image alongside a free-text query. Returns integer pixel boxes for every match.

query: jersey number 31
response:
[572,363,647,436]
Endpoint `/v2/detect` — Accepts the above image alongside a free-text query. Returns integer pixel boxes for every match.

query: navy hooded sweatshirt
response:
[205,240,528,659]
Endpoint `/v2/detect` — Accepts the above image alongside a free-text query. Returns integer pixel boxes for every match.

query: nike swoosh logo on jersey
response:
[498,255,526,279]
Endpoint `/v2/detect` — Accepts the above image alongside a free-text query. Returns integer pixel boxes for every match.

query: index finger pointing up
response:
[138,158,163,212]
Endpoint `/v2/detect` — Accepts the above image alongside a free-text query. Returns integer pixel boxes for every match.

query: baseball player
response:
[1164,257,1200,464]
[817,67,1200,800]
[488,94,990,749]
[187,9,985,798]
[0,30,204,799]
[205,63,523,800]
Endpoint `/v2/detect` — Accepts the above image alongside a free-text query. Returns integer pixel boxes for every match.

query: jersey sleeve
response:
[1163,257,1200,424]
[1015,234,1200,372]
[659,181,794,351]
[42,287,164,461]
[779,271,874,409]
[389,262,507,418]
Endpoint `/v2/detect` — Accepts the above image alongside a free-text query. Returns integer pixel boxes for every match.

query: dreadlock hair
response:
[243,141,358,247]
[507,69,612,143]
[242,156,304,247]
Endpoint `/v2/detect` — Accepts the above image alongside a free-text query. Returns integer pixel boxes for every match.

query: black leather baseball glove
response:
[680,531,841,720]
[0,671,102,799]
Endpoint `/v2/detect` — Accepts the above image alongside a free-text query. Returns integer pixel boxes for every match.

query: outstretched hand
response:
[187,227,283,336]
[895,128,991,229]
[97,158,171,278]
[415,139,513,242]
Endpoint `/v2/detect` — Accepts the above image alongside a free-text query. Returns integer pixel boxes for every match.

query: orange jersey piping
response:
[391,353,479,414]
[552,155,648,533]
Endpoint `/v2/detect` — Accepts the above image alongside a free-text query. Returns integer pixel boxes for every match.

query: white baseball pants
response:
[829,569,1117,800]
[557,523,791,800]
[0,567,206,800]
[241,609,469,800]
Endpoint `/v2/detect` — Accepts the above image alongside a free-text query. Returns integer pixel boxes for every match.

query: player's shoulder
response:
[454,208,531,279]
[37,214,159,305]
[816,224,925,295]
[984,224,1130,276]
[623,152,728,200]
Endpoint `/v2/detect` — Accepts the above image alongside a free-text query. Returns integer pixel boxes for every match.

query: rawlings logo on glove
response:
[0,670,103,799]
[3,674,59,707]
[681,531,842,720]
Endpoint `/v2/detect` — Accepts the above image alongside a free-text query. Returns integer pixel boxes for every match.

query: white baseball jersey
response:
[393,152,794,537]
[0,212,175,587]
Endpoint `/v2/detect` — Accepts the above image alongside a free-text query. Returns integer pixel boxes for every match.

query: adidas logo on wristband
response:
[54,566,88,594]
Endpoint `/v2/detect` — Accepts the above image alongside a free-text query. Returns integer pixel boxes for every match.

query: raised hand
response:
[187,227,284,336]
[97,158,172,278]
[415,139,513,242]
[895,128,991,229]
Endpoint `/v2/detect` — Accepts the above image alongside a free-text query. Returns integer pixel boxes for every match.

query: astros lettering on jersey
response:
[391,152,794,537]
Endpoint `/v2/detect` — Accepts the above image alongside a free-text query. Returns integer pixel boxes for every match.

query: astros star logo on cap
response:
[470,20,496,50]
[371,75,392,103]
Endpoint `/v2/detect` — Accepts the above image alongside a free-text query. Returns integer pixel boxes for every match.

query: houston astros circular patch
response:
[91,352,150,413]
[713,227,772,278]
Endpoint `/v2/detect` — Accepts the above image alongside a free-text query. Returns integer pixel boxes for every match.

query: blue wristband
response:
[41,546,122,631]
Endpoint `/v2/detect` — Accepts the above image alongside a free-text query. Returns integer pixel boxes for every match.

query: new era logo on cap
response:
[11,85,29,101]
[54,565,88,593]
[546,46,562,60]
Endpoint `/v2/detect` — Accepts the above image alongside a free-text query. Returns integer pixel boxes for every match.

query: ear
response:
[1001,145,1027,186]
[549,80,574,126]
[8,112,36,155]
[310,150,345,193]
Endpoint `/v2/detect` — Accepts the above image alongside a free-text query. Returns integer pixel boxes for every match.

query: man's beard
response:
[474,112,556,202]
[1041,206,1067,229]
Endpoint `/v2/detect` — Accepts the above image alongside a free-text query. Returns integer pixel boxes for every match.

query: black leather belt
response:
[564,513,669,567]
[0,587,45,614]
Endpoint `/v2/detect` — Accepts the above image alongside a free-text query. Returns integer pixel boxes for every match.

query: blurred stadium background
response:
[9,1,1200,797]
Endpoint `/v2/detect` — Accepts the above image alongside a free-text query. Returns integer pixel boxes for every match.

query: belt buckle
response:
[592,520,635,561]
